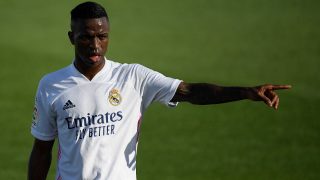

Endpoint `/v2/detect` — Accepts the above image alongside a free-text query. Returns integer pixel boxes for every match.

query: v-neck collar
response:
[71,57,112,82]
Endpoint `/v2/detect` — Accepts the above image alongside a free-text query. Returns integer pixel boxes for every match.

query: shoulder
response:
[107,59,149,71]
[37,65,76,100]
[108,60,153,78]
[108,60,142,71]
[39,65,73,87]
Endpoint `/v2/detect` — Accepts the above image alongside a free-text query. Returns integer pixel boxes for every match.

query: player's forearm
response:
[174,83,252,105]
[28,149,52,180]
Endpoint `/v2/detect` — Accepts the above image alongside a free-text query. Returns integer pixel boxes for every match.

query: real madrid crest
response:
[108,88,122,106]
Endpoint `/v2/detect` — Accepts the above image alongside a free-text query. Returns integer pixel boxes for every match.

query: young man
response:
[28,2,291,180]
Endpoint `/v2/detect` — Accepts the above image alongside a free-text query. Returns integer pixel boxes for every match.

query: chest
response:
[52,82,141,135]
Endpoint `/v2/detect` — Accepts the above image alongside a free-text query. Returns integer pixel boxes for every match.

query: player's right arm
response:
[28,138,55,180]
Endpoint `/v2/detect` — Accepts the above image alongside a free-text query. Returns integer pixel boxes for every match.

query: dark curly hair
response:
[71,1,109,21]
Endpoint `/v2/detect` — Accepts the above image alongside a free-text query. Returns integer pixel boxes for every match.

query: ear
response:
[68,31,75,45]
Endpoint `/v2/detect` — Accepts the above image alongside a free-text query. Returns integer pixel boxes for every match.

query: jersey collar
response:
[71,57,112,82]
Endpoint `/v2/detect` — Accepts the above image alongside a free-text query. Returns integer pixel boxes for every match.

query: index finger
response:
[271,85,292,90]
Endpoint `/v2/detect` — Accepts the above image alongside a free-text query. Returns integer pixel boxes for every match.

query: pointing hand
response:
[247,84,292,109]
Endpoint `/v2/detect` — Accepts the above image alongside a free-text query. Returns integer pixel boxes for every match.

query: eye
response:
[98,34,108,40]
[78,35,91,41]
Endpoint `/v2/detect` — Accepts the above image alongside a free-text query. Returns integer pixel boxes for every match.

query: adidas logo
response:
[63,100,76,110]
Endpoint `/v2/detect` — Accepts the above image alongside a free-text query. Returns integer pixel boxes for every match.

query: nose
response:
[90,36,100,49]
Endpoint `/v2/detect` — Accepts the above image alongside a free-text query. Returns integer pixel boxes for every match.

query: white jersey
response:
[31,59,181,180]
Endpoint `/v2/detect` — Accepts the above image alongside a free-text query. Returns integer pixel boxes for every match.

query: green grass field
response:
[0,0,319,179]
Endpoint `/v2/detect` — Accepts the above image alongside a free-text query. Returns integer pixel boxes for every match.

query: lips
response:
[89,55,101,62]
[88,52,102,63]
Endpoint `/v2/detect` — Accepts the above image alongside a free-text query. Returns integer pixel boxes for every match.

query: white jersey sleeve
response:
[129,64,182,110]
[31,79,57,141]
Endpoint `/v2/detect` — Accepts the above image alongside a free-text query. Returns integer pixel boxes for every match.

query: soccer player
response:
[28,1,291,180]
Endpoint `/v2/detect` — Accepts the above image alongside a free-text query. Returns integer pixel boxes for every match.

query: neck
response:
[74,58,105,80]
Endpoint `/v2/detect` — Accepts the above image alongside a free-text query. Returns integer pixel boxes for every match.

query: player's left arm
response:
[171,82,291,109]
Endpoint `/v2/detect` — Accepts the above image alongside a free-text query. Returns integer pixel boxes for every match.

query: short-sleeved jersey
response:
[31,59,181,180]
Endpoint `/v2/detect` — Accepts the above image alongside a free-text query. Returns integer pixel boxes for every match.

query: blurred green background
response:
[0,0,319,179]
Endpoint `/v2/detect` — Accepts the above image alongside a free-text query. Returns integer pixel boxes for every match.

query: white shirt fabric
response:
[31,58,182,180]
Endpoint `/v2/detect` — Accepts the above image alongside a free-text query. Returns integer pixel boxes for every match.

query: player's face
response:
[69,17,109,67]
